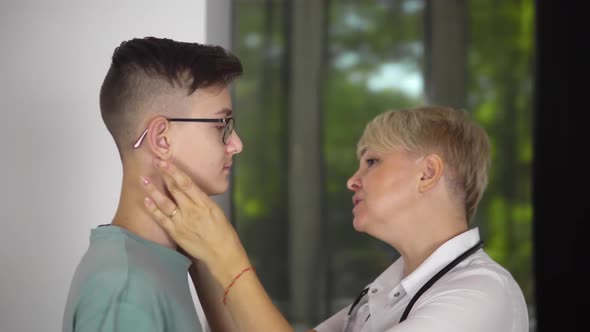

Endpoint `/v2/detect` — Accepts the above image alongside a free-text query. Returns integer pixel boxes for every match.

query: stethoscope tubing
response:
[344,240,484,331]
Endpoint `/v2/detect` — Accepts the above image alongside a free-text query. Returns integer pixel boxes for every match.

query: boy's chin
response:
[190,176,229,197]
[207,183,229,197]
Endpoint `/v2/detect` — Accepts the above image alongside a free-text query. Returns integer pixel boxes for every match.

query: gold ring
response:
[168,207,179,218]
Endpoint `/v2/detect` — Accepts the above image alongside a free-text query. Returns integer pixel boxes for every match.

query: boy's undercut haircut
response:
[99,36,243,152]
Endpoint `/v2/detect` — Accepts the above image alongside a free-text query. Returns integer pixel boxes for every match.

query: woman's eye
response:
[366,158,378,167]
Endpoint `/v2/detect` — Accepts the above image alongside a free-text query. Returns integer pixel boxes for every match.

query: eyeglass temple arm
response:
[133,128,149,149]
[133,117,231,149]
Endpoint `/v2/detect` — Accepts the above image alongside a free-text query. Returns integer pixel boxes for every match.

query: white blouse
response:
[315,228,529,332]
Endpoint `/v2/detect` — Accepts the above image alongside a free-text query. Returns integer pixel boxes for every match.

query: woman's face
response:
[346,148,423,235]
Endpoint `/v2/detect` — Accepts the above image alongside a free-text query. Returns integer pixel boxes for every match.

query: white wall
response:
[0,1,231,331]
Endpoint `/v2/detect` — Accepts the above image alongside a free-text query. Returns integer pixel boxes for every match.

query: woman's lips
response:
[352,196,362,206]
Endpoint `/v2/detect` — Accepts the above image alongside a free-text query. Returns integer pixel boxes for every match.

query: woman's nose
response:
[347,172,361,191]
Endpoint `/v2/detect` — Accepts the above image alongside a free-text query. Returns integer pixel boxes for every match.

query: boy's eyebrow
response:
[215,108,233,117]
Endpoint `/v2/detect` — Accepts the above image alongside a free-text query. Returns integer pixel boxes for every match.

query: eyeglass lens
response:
[223,118,234,144]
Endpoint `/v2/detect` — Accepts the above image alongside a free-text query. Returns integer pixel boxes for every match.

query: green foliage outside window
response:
[233,0,534,326]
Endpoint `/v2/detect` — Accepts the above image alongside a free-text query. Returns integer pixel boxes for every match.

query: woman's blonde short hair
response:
[357,106,491,223]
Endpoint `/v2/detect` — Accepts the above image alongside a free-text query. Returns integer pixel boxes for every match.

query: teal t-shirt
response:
[62,225,202,332]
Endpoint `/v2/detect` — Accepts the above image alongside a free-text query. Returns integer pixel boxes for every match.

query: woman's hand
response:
[142,159,295,332]
[140,158,250,285]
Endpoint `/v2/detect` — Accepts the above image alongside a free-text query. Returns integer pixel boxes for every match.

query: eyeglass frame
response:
[132,117,234,149]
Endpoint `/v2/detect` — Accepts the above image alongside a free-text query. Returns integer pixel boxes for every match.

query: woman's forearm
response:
[189,261,238,332]
[140,161,295,332]
[219,268,294,332]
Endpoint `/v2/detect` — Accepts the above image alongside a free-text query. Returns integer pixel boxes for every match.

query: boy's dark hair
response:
[99,37,243,151]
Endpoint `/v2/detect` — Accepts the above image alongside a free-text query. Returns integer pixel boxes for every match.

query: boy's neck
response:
[111,171,177,250]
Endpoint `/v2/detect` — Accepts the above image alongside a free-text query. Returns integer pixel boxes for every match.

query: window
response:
[232,0,535,330]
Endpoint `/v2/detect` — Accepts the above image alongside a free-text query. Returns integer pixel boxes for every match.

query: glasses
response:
[133,117,234,149]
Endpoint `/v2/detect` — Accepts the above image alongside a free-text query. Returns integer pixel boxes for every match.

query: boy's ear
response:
[146,117,173,159]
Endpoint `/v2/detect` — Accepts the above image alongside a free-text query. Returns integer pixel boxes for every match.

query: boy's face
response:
[169,86,243,196]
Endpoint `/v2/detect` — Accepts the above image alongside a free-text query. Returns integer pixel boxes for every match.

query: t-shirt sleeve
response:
[74,302,159,332]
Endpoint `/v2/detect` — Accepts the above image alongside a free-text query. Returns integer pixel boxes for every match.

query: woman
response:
[141,106,529,331]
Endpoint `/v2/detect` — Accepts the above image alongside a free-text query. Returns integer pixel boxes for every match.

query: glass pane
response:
[232,0,290,312]
[233,0,535,329]
[467,0,536,327]
[324,0,426,312]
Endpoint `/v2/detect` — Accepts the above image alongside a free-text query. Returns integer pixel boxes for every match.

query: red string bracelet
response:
[222,266,256,305]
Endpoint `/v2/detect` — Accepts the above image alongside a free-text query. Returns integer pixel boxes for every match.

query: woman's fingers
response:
[140,176,178,233]
[160,171,195,210]
[153,159,209,205]
[143,196,175,234]
[140,176,180,219]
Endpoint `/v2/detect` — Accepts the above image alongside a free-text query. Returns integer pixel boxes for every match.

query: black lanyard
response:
[347,240,484,325]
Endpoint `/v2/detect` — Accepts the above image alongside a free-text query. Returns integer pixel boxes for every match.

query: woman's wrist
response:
[210,250,252,287]
[222,266,256,305]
